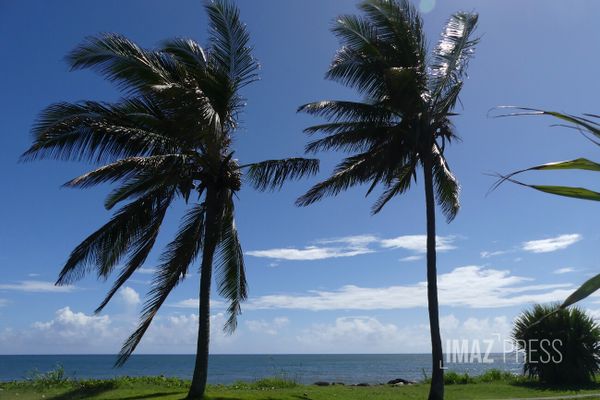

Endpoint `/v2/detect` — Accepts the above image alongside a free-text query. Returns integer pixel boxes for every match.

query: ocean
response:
[0,354,523,384]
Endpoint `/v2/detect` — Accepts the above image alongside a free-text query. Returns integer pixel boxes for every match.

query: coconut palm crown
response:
[22,1,318,398]
[296,1,478,399]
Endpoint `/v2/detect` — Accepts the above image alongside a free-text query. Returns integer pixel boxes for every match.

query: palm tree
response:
[22,1,318,398]
[296,1,478,398]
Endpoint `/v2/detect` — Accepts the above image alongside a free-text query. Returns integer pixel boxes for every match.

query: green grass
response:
[3,375,600,400]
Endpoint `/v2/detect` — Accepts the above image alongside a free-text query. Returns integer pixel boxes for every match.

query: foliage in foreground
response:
[494,108,600,310]
[513,303,600,384]
[4,373,600,400]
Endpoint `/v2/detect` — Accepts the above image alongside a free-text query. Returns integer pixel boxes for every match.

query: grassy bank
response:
[3,374,600,400]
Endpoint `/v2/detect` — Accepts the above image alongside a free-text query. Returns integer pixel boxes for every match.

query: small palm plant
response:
[513,303,600,385]
[22,1,318,398]
[296,1,479,398]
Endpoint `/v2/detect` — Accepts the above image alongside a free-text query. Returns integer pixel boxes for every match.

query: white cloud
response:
[170,298,226,309]
[296,316,408,353]
[399,255,423,262]
[245,317,289,335]
[247,234,456,261]
[0,299,8,307]
[522,234,581,253]
[380,235,456,253]
[480,250,508,259]
[0,307,236,354]
[0,280,75,293]
[245,266,573,311]
[246,235,377,261]
[553,267,576,275]
[27,273,40,277]
[246,246,371,261]
[295,314,512,354]
[120,287,141,307]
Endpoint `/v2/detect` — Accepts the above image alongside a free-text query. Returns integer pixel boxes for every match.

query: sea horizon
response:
[0,354,523,384]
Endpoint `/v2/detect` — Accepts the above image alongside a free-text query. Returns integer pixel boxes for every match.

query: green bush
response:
[477,369,515,382]
[25,364,70,387]
[444,371,474,385]
[513,303,600,384]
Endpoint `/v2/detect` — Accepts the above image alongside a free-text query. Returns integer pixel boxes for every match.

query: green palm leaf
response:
[245,158,319,191]
[116,204,205,366]
[215,194,246,333]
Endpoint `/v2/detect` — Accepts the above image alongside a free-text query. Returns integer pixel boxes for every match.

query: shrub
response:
[513,303,600,384]
[444,371,474,384]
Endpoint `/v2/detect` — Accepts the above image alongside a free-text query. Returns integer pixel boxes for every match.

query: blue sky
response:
[2,0,600,355]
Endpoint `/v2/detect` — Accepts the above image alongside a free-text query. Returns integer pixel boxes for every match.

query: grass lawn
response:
[3,377,600,400]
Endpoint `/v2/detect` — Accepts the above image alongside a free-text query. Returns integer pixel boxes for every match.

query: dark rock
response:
[355,382,370,387]
[332,382,345,386]
[313,381,330,386]
[387,378,415,385]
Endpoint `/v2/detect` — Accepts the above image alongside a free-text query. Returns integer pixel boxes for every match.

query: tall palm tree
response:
[22,1,318,399]
[296,1,478,399]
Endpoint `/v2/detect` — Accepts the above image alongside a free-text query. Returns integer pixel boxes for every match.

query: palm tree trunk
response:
[188,188,222,400]
[423,152,444,400]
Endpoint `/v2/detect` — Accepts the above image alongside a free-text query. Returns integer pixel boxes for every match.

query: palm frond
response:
[22,101,180,164]
[245,158,319,191]
[359,0,425,67]
[116,204,205,366]
[326,45,387,99]
[161,38,207,73]
[305,125,389,154]
[94,189,173,313]
[296,150,383,207]
[371,162,415,214]
[215,194,246,333]
[429,12,478,109]
[205,0,258,89]
[56,188,175,285]
[63,154,187,189]
[299,100,394,124]
[492,107,600,142]
[431,144,460,221]
[67,34,181,94]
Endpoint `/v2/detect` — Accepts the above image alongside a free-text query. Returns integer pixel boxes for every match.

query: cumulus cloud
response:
[0,307,121,353]
[245,317,289,335]
[243,266,573,311]
[0,280,75,293]
[0,307,237,354]
[296,316,407,353]
[522,234,581,253]
[120,287,141,307]
[246,234,456,261]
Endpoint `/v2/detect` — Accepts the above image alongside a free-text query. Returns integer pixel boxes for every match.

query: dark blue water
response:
[0,354,523,384]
